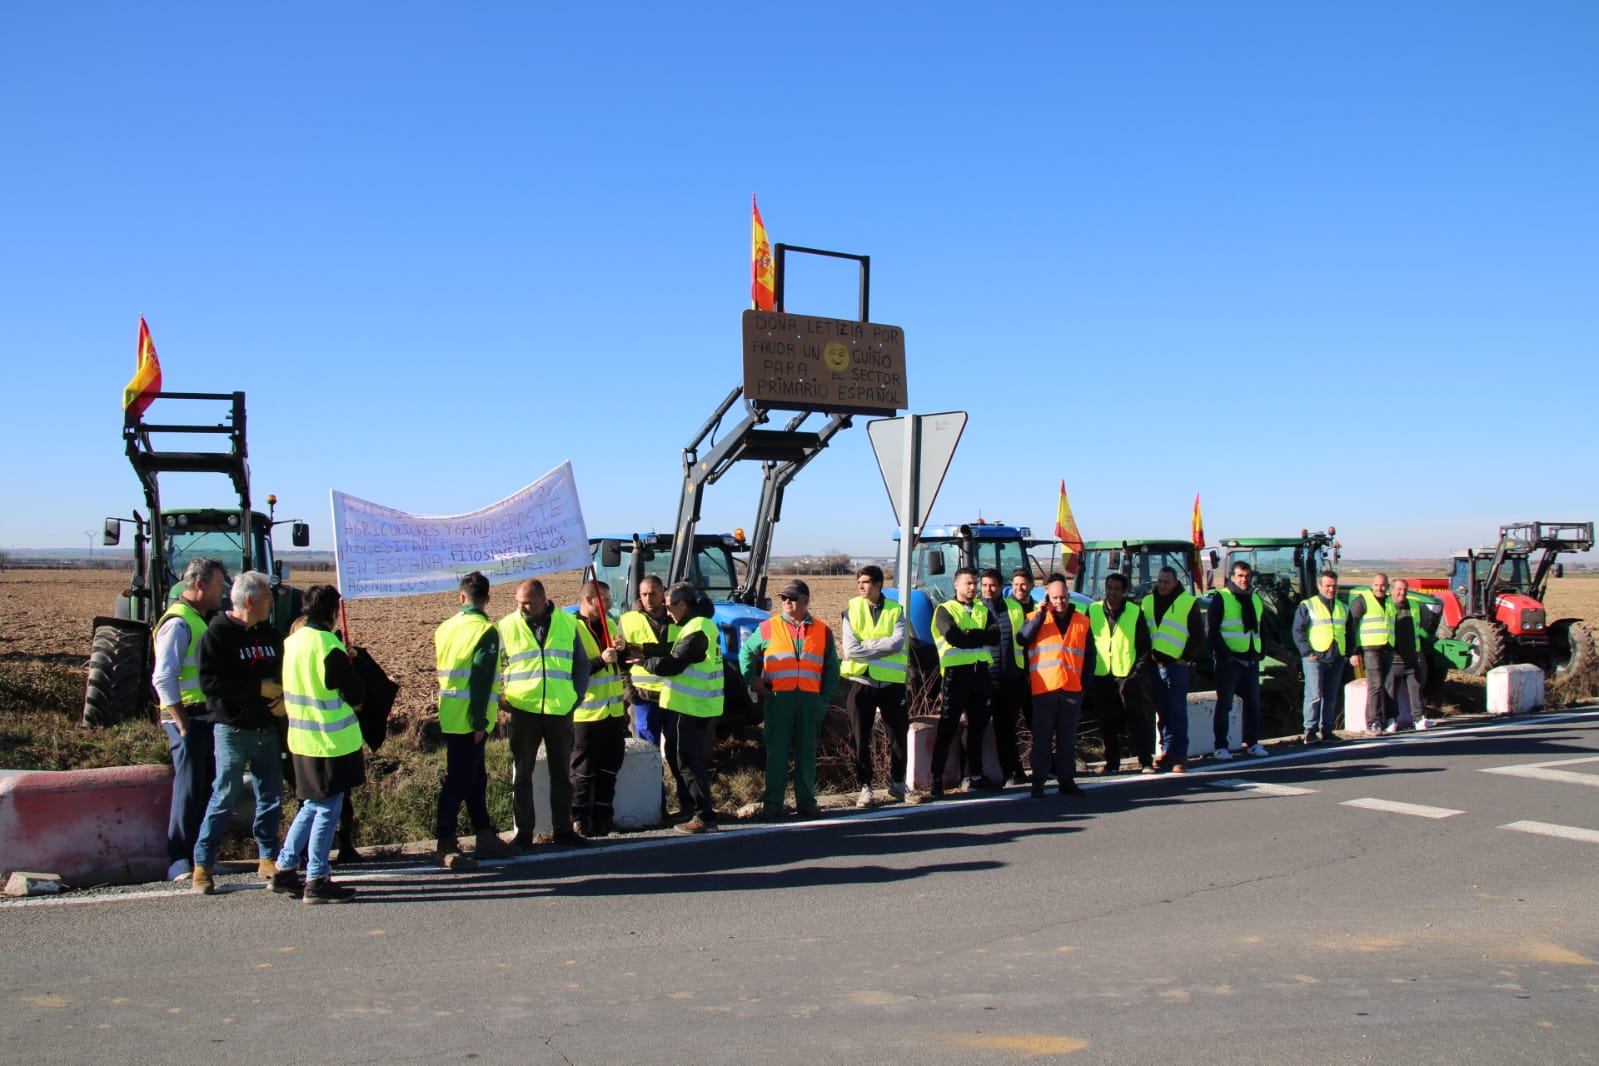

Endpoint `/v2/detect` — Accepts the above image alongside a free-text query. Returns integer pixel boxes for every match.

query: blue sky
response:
[4,2,1597,564]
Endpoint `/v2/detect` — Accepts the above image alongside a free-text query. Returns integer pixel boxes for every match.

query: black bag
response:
[349,647,399,752]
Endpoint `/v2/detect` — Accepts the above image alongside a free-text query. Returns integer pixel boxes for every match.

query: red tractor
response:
[1421,521,1594,682]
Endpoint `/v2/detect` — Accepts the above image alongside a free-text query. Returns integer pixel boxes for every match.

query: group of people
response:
[155,558,366,904]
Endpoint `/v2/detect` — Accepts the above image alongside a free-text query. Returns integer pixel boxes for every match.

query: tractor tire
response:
[1454,618,1507,679]
[1549,619,1597,686]
[82,623,151,727]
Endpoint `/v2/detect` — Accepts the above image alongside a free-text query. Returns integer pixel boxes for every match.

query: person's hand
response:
[755,677,774,697]
[165,705,189,737]
[260,679,283,699]
[473,730,487,745]
[610,635,626,652]
[1306,653,1319,663]
[267,697,288,718]
[601,647,619,664]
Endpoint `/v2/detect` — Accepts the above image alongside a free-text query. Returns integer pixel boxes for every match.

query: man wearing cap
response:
[740,578,841,819]
[839,564,910,808]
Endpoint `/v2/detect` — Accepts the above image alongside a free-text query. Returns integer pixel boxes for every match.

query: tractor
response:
[1425,521,1595,682]
[83,391,309,727]
[1075,538,1201,602]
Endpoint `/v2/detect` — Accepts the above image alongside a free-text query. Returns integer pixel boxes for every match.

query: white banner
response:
[331,461,591,600]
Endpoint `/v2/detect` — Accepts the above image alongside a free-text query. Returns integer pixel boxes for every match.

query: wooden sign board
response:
[741,310,908,414]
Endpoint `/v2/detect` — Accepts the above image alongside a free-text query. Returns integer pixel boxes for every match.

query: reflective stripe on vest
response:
[658,616,723,718]
[281,627,363,759]
[932,600,992,671]
[1026,607,1091,694]
[434,610,500,734]
[1141,592,1196,661]
[574,617,626,722]
[1304,597,1348,654]
[760,615,829,693]
[497,610,581,715]
[839,596,908,683]
[157,601,208,705]
[1357,590,1395,648]
[1217,590,1265,655]
[1088,601,1139,678]
[620,610,676,696]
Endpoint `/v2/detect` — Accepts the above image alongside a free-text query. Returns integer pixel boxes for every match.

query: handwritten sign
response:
[331,461,591,600]
[741,310,908,414]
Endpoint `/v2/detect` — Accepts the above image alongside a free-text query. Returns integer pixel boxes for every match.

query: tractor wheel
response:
[82,623,151,727]
[1549,620,1597,686]
[1454,618,1507,679]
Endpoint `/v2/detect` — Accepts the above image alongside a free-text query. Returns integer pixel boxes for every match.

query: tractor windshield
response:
[162,528,273,591]
[1477,554,1532,590]
[1078,548,1194,601]
[687,544,740,599]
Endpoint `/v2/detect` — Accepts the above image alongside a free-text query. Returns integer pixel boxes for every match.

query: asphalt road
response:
[4,710,1599,1065]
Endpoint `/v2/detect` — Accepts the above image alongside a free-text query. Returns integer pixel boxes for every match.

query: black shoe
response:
[1030,783,1046,799]
[270,867,303,898]
[552,830,589,847]
[1006,773,1030,788]
[302,877,355,905]
[1303,732,1319,745]
[331,846,363,865]
[929,782,945,798]
[1058,780,1086,796]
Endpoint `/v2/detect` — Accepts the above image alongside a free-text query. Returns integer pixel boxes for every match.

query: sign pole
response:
[896,414,921,639]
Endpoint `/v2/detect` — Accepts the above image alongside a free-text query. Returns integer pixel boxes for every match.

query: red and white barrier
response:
[0,765,170,887]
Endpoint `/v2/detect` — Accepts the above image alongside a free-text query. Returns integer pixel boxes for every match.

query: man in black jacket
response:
[191,571,285,895]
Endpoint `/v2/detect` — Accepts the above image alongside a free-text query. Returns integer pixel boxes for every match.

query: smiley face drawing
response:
[823,341,851,372]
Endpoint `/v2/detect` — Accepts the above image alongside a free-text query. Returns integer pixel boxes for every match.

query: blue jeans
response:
[1150,662,1191,762]
[162,718,215,877]
[278,792,344,880]
[1301,654,1344,736]
[1214,657,1261,748]
[193,724,283,868]
[632,697,669,746]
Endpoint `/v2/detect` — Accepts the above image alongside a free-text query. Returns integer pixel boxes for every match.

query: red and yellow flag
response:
[1190,492,1207,591]
[1191,492,1206,549]
[123,316,162,418]
[1055,479,1084,575]
[751,194,775,311]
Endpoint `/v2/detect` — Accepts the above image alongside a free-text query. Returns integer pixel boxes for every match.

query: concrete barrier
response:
[907,718,1002,791]
[1161,691,1239,758]
[514,738,665,835]
[1487,664,1543,715]
[0,765,170,886]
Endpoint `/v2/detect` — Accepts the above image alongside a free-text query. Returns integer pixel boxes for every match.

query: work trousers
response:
[1149,661,1191,763]
[571,715,628,830]
[1387,655,1425,728]
[670,712,716,820]
[988,673,1029,780]
[763,691,827,809]
[507,711,573,839]
[845,680,908,789]
[931,664,990,785]
[194,723,282,868]
[436,730,493,843]
[1362,647,1395,730]
[1092,672,1155,770]
[1301,654,1345,737]
[1215,656,1262,749]
[162,718,215,878]
[1029,689,1083,784]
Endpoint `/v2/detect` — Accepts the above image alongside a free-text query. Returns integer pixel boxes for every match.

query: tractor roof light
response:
[227,514,239,527]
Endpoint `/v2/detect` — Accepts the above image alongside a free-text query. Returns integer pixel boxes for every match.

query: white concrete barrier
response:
[907,718,1001,791]
[1487,664,1543,715]
[515,738,665,836]
[1343,680,1375,733]
[1162,691,1239,757]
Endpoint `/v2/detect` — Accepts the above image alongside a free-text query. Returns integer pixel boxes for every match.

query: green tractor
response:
[1074,538,1201,602]
[83,391,309,727]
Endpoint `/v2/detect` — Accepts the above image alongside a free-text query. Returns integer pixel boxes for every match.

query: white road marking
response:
[1340,798,1463,819]
[1480,755,1599,788]
[1208,778,1318,796]
[1501,820,1599,845]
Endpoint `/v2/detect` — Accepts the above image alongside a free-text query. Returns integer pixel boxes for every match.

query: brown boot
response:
[257,857,278,880]
[191,865,215,895]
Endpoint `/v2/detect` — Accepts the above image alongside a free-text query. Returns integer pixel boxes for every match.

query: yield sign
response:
[867,412,967,528]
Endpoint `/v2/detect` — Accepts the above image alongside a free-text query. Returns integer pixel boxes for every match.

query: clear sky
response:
[5,2,1597,565]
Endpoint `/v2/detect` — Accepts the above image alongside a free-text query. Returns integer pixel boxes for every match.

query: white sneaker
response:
[1212,747,1233,761]
[1416,718,1432,731]
[167,859,193,882]
[1383,721,1399,734]
[856,786,874,809]
[1245,743,1269,757]
[887,782,909,800]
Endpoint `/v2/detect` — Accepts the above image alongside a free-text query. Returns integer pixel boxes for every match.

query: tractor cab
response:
[1449,549,1534,617]
[1075,539,1198,603]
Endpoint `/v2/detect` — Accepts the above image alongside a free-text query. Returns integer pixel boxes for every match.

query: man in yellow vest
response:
[498,578,589,848]
[1017,573,1095,797]
[741,579,841,819]
[273,584,365,904]
[1207,560,1270,759]
[151,556,228,881]
[620,575,682,818]
[1388,579,1428,731]
[432,571,507,870]
[1291,568,1347,744]
[839,565,909,808]
[572,579,628,836]
[980,568,1029,788]
[1143,565,1204,772]
[1346,572,1395,735]
[633,582,723,833]
[929,566,999,797]
[1088,573,1156,774]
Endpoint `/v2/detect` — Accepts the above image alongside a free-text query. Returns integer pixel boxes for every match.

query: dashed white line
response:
[1480,755,1599,788]
[1341,798,1463,819]
[1208,778,1318,796]
[1501,820,1599,845]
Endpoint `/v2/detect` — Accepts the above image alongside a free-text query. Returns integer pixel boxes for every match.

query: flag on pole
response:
[123,316,162,418]
[1054,479,1084,575]
[751,194,775,311]
[1190,492,1207,591]
[1191,492,1205,549]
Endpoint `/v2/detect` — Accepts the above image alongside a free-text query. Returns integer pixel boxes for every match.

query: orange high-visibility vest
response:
[1026,606,1091,695]
[760,616,829,693]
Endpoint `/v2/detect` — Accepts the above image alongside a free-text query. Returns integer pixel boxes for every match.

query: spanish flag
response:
[1191,492,1205,550]
[123,316,162,418]
[1190,492,1207,591]
[1054,479,1084,575]
[751,194,775,311]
